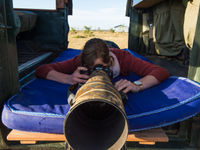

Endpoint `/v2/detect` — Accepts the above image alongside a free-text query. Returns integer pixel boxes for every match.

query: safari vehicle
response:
[0,0,200,149]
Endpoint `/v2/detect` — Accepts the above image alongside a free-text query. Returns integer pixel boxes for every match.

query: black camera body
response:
[80,64,113,79]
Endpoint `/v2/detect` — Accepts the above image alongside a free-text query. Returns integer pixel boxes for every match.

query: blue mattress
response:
[2,49,200,134]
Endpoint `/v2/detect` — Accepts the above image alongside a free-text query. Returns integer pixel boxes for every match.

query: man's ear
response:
[109,56,114,67]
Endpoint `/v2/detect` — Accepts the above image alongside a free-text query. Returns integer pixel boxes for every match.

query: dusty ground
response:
[68,31,128,50]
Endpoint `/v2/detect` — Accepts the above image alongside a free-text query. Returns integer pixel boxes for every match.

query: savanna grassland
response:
[68,30,128,50]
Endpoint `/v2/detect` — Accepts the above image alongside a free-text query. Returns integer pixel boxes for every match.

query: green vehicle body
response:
[0,0,200,149]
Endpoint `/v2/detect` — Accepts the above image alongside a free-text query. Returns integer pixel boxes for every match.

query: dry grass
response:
[68,31,128,50]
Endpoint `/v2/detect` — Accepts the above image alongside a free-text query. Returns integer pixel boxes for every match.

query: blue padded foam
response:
[2,49,200,133]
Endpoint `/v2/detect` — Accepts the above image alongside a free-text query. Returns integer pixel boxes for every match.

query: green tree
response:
[70,27,77,34]
[83,26,91,34]
[109,28,115,33]
[83,26,94,37]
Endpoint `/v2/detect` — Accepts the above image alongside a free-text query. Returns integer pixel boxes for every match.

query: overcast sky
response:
[13,0,129,30]
[13,0,56,10]
[69,0,129,30]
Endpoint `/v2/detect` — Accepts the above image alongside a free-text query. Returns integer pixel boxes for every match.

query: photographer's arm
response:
[46,67,89,85]
[115,51,170,93]
[115,75,159,93]
[35,56,89,84]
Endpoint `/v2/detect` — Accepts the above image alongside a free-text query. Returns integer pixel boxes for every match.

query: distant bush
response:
[73,35,86,38]
[83,26,91,33]
[110,28,115,33]
[70,27,77,34]
[83,26,94,37]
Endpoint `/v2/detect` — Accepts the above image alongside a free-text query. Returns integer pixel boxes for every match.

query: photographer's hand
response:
[70,67,89,84]
[115,79,140,93]
[46,67,89,85]
[115,75,159,93]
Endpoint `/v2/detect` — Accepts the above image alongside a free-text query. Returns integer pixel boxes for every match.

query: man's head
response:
[80,38,111,69]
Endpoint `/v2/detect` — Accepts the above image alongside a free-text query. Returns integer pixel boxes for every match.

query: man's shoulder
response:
[109,48,131,58]
[109,48,125,55]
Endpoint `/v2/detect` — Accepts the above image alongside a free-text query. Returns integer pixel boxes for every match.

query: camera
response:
[80,64,113,79]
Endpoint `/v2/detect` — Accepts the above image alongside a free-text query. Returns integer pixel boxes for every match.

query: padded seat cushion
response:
[15,10,37,33]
